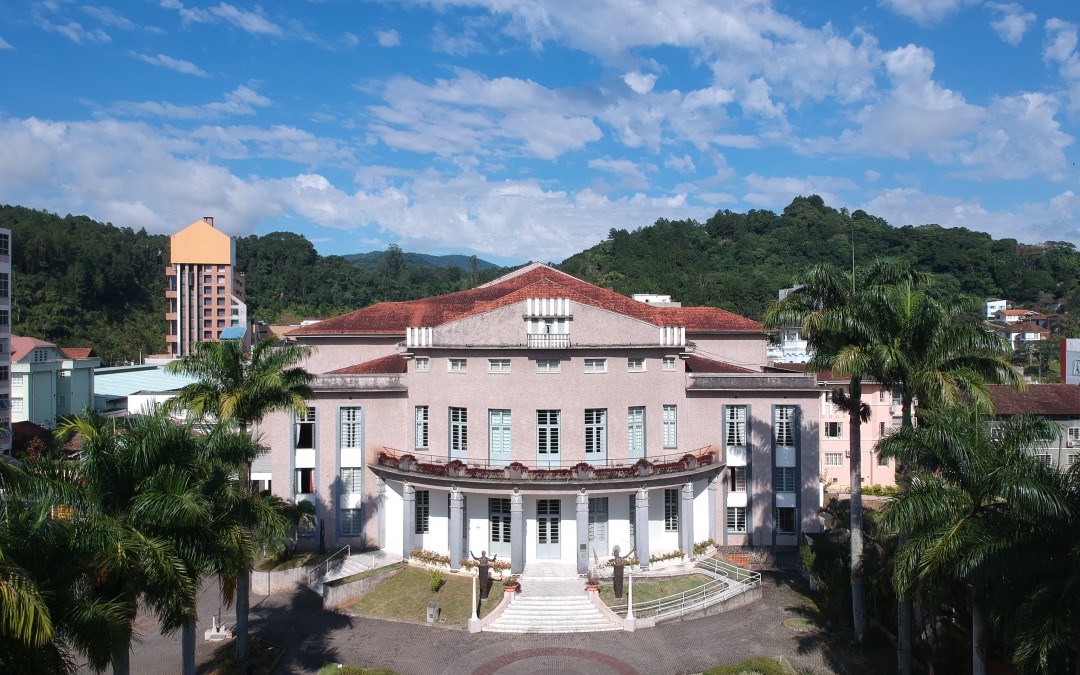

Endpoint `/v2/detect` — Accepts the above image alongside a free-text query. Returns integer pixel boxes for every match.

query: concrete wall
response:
[321,566,401,608]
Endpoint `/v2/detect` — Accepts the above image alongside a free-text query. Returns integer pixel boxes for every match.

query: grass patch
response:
[597,574,714,606]
[317,665,399,675]
[702,656,796,675]
[255,550,335,572]
[324,563,402,588]
[202,636,282,675]
[348,566,503,627]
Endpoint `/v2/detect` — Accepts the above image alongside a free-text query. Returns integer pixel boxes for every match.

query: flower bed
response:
[649,549,686,564]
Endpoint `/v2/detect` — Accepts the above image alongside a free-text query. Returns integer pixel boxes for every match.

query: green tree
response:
[853,275,1021,675]
[879,410,1066,675]
[166,337,313,663]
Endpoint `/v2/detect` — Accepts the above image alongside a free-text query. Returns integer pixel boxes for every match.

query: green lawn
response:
[597,574,714,606]
[348,566,504,627]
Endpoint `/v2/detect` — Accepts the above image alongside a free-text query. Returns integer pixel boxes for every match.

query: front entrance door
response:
[489,498,511,558]
[588,497,609,558]
[536,498,561,559]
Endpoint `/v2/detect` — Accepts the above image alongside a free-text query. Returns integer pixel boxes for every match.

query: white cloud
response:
[665,154,696,173]
[376,29,400,47]
[81,6,135,30]
[588,158,650,189]
[860,187,1080,245]
[880,0,977,26]
[38,19,111,44]
[742,173,859,210]
[135,53,210,77]
[0,37,12,49]
[956,92,1072,180]
[986,2,1035,46]
[623,71,656,94]
[163,1,284,37]
[112,85,272,119]
[1044,19,1080,115]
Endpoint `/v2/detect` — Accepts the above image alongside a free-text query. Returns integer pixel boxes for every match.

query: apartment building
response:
[10,336,99,428]
[989,384,1080,469]
[164,217,247,358]
[259,263,822,574]
[0,228,10,454]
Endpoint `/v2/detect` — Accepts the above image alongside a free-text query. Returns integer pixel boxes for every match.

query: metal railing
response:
[608,557,760,621]
[308,545,351,585]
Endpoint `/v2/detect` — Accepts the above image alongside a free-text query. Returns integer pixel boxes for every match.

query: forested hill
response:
[560,195,1080,326]
[3,196,1079,364]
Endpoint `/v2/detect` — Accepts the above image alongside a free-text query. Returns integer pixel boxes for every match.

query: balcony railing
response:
[527,334,571,349]
[375,446,721,483]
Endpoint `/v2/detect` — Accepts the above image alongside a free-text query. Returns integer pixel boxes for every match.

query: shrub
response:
[702,656,791,675]
[694,539,716,555]
[429,569,443,592]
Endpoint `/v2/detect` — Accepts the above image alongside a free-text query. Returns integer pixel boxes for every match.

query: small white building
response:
[985,298,1007,319]
[10,336,99,427]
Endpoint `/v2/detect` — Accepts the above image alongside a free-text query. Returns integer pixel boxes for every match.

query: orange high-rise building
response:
[164,217,247,357]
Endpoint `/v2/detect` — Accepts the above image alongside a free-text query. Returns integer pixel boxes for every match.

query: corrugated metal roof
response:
[219,326,247,340]
[94,366,199,398]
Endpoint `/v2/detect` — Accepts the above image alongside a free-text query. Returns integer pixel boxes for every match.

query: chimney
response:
[203,216,214,227]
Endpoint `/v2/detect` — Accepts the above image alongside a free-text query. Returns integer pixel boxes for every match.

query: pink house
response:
[814,373,899,489]
[259,263,822,573]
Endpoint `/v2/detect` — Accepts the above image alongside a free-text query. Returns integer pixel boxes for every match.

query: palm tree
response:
[879,409,1066,675]
[765,259,924,642]
[166,337,313,662]
[856,280,1022,675]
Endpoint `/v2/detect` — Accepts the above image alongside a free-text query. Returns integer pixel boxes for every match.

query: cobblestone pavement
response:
[123,571,850,675]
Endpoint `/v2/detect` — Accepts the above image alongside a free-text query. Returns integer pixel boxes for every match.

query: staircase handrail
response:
[608,556,760,619]
[308,545,351,585]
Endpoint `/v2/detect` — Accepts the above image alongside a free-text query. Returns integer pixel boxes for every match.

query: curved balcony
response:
[371,446,724,492]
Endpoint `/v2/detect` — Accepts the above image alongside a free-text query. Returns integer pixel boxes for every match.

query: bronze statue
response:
[612,545,633,600]
[471,550,497,600]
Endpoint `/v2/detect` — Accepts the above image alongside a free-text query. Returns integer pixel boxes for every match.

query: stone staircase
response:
[484,594,622,633]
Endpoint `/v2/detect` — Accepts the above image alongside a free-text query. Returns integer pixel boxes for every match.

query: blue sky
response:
[1,1,1079,266]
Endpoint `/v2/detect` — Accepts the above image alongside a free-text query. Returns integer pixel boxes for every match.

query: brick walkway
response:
[121,571,850,675]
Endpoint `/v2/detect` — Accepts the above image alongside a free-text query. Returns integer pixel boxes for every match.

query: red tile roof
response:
[989,384,1080,416]
[684,354,757,373]
[60,347,95,359]
[10,335,55,362]
[996,322,1051,335]
[288,263,763,337]
[328,354,408,374]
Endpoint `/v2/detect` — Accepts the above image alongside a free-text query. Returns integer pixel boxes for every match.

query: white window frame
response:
[340,467,363,493]
[824,421,842,439]
[489,409,512,457]
[877,452,890,467]
[726,406,747,447]
[584,358,607,373]
[1069,427,1080,445]
[662,356,677,371]
[585,409,607,455]
[294,406,316,450]
[726,506,746,533]
[664,489,679,532]
[662,405,677,448]
[415,490,430,534]
[340,508,362,536]
[774,466,796,493]
[627,357,646,372]
[488,358,511,373]
[1036,453,1053,466]
[448,358,467,373]
[774,406,795,448]
[824,452,843,466]
[1069,453,1078,467]
[449,407,468,454]
[414,357,429,372]
[339,407,363,449]
[535,358,561,373]
[628,406,645,456]
[776,507,797,534]
[415,406,429,450]
[729,467,746,492]
[537,409,561,455]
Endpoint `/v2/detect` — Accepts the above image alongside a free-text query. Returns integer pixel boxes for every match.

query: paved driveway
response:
[124,572,850,675]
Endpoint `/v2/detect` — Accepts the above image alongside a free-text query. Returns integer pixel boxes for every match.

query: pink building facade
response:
[259,264,822,573]
[814,374,899,490]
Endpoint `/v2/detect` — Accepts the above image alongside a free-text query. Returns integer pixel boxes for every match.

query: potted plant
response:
[502,574,520,593]
[585,573,601,591]
[572,461,592,480]
[505,462,528,480]
[635,458,653,477]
